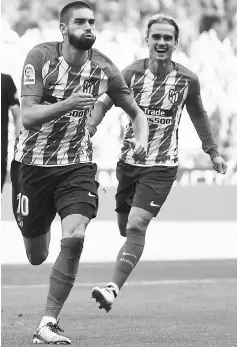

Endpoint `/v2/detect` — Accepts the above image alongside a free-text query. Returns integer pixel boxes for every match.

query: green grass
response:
[1,260,237,346]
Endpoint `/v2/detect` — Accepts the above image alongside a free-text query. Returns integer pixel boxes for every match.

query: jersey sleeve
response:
[106,63,135,110]
[103,63,134,111]
[21,46,44,97]
[7,75,20,107]
[186,74,220,159]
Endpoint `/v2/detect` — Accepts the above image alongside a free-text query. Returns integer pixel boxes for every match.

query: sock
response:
[44,237,84,318]
[111,230,145,289]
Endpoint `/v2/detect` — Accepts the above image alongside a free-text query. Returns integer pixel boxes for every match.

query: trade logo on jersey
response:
[140,106,172,125]
[168,89,179,103]
[23,64,35,85]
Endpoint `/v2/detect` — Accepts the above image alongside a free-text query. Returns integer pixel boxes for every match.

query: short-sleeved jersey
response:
[14,42,131,166]
[102,59,218,167]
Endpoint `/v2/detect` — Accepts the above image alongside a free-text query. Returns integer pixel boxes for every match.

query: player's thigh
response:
[23,232,51,265]
[117,212,129,237]
[11,160,56,238]
[55,163,99,237]
[115,161,138,214]
[133,167,177,216]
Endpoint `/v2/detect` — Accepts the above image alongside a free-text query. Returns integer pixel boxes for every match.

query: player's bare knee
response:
[127,215,148,235]
[125,216,148,246]
[64,222,87,239]
[68,227,86,239]
[27,250,49,265]
[62,214,90,239]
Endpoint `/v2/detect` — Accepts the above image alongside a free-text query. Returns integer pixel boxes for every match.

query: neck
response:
[147,58,173,77]
[62,41,89,67]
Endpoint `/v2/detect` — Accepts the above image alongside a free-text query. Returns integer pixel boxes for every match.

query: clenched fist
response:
[212,156,227,174]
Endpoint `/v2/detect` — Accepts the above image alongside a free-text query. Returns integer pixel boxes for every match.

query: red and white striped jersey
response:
[100,59,219,166]
[14,41,131,166]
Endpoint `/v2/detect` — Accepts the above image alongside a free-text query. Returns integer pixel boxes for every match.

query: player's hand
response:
[68,84,96,110]
[212,156,227,174]
[125,138,147,161]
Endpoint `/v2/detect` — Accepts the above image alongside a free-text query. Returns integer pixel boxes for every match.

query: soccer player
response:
[11,1,148,344]
[1,73,22,192]
[90,14,227,312]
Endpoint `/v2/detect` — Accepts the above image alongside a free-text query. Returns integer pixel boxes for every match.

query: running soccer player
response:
[90,14,227,312]
[11,1,148,344]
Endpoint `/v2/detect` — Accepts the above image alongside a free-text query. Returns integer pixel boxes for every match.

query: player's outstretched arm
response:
[186,75,227,174]
[21,84,95,129]
[187,105,227,174]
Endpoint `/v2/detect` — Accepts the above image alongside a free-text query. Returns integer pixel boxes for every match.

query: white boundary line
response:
[2,278,237,289]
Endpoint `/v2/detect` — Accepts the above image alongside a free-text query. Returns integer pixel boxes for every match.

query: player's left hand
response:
[125,138,147,161]
[212,156,227,174]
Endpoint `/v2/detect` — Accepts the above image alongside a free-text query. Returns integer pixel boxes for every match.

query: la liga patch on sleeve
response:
[23,64,35,85]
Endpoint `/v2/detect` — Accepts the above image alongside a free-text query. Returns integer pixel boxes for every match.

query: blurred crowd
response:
[1,0,237,172]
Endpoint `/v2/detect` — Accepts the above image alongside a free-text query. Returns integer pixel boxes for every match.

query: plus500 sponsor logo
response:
[147,116,172,125]
[141,107,172,125]
[64,108,90,119]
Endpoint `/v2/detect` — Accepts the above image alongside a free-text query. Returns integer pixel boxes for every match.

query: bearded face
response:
[63,7,97,51]
[68,29,96,50]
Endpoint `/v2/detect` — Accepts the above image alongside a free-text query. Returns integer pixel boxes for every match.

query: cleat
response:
[33,321,71,344]
[92,284,118,313]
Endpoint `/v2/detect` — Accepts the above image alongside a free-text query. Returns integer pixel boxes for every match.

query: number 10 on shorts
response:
[17,193,29,216]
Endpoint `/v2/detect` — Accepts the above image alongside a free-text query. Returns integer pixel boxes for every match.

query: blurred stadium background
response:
[1,1,237,346]
[1,0,237,263]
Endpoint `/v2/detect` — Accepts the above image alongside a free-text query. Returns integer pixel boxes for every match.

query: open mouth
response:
[155,48,167,54]
[84,33,93,39]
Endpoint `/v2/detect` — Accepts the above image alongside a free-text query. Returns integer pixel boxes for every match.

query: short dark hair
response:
[60,1,93,24]
[146,14,179,42]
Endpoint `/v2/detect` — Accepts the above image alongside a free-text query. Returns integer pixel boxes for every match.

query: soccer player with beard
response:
[11,1,148,344]
[90,14,227,312]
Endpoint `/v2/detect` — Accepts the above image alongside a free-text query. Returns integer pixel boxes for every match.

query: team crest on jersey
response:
[83,78,97,94]
[168,89,179,104]
[23,64,35,85]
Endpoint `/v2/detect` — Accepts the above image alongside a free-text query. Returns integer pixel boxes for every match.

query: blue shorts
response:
[115,160,177,216]
[11,160,99,238]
